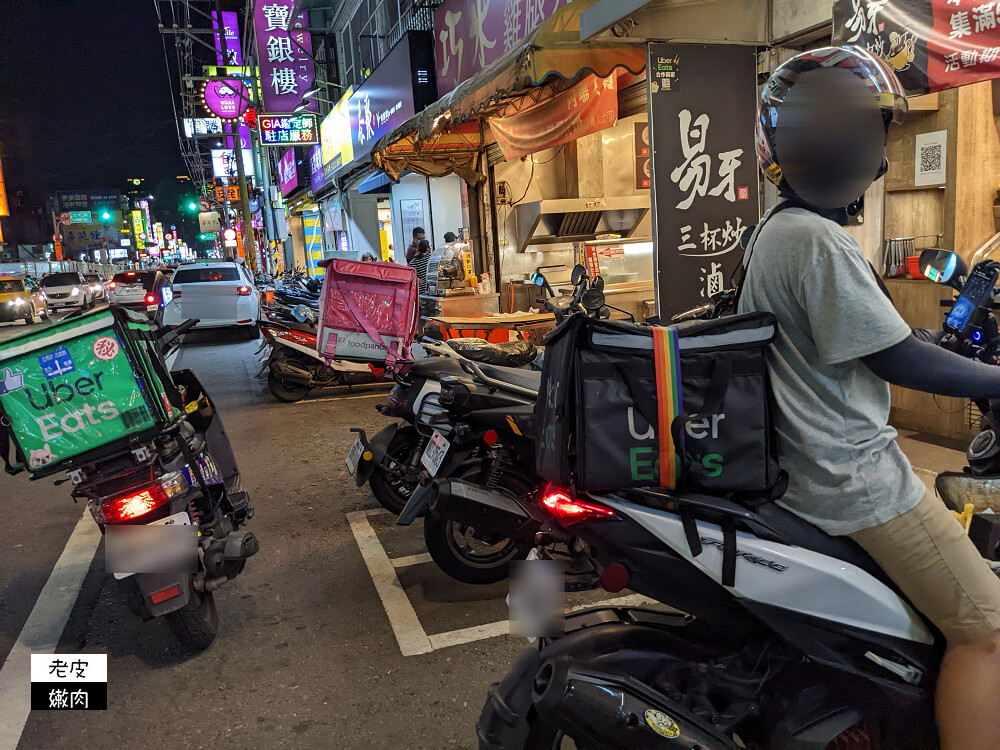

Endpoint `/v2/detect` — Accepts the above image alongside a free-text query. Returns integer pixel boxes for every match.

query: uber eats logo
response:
[627,407,725,481]
[25,371,120,441]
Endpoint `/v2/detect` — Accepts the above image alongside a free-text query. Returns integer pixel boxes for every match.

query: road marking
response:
[0,508,102,750]
[345,511,433,656]
[285,389,393,405]
[347,511,663,656]
[391,552,433,568]
[424,594,659,651]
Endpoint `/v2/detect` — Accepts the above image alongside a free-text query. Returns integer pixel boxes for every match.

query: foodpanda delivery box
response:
[316,258,419,371]
[0,307,180,477]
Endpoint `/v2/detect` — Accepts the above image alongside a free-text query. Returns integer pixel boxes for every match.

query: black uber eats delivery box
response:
[0,307,181,478]
[535,313,783,498]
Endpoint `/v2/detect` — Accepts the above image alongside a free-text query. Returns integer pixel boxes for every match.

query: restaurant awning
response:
[371,0,645,181]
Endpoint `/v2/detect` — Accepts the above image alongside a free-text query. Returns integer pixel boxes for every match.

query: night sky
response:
[0,0,188,204]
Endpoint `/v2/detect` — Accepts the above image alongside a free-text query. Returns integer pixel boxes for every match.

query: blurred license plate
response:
[420,430,450,476]
[346,437,364,475]
[110,511,197,580]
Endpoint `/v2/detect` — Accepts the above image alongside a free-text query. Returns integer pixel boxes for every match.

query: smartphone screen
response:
[946,270,994,332]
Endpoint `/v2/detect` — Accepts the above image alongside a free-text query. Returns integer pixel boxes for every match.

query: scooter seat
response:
[447,337,538,367]
[478,363,542,393]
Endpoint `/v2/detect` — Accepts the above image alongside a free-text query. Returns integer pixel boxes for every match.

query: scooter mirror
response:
[571,264,587,285]
[591,275,605,293]
[532,274,546,287]
[919,248,967,290]
[581,289,605,311]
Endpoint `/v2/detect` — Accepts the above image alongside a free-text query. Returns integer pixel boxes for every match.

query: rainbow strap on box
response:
[651,326,683,488]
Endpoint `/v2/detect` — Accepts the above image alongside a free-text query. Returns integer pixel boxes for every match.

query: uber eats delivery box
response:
[0,308,180,477]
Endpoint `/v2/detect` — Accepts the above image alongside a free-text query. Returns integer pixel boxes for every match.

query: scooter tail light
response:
[97,471,189,524]
[100,486,169,523]
[541,487,616,525]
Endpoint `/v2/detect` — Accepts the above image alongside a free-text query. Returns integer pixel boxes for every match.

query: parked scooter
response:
[3,317,258,651]
[477,249,997,749]
[348,265,597,515]
[367,267,610,585]
[258,296,378,402]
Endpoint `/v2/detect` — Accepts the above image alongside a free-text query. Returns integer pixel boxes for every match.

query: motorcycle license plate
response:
[111,511,195,580]
[346,437,364,475]
[421,430,450,477]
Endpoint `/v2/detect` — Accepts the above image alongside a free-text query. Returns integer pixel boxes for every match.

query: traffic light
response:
[188,201,198,212]
[101,211,111,221]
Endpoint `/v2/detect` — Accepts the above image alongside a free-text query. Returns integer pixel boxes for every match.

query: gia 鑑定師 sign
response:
[258,114,318,145]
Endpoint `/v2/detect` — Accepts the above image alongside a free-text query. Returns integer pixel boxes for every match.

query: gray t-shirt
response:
[737,205,925,535]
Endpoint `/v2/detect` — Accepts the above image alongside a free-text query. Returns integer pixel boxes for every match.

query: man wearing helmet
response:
[742,46,1000,747]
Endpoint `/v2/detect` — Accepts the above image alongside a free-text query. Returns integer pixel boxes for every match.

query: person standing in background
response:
[409,239,432,293]
[443,231,457,244]
[405,227,426,262]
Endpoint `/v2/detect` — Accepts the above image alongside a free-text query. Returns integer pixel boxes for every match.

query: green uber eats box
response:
[0,307,180,477]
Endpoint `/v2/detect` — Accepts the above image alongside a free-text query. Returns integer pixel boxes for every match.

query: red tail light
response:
[101,486,169,523]
[541,488,616,525]
[108,281,116,289]
[237,285,251,296]
[145,294,156,304]
[126,271,136,276]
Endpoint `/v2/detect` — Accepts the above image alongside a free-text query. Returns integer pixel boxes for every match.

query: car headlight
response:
[70,287,80,296]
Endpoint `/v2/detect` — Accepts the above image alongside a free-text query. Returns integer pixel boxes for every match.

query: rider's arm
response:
[862,335,1000,398]
[910,327,945,345]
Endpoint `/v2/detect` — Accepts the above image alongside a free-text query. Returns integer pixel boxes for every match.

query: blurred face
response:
[774,67,886,209]
[416,232,425,241]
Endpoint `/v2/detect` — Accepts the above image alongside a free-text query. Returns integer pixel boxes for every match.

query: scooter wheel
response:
[368,427,422,515]
[165,590,218,650]
[267,371,309,402]
[423,515,527,585]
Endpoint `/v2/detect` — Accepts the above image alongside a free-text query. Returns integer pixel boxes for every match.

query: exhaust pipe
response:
[531,657,738,749]
[432,478,534,534]
[270,358,314,385]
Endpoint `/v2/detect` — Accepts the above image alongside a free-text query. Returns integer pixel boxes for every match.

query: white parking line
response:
[345,511,433,656]
[391,552,434,569]
[0,508,102,750]
[346,510,661,657]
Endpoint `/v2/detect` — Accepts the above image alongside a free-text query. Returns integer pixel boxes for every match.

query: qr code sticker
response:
[919,143,943,175]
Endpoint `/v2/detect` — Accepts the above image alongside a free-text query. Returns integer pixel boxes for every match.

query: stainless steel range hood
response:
[513,196,650,252]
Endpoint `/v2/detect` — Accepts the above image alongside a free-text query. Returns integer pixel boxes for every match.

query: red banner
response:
[489,73,618,160]
[834,0,1000,95]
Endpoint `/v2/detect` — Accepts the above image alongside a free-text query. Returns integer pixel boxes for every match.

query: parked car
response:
[0,276,48,324]
[162,261,260,337]
[83,273,106,301]
[39,271,94,310]
[108,270,167,315]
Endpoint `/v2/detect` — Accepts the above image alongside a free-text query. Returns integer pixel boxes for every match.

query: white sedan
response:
[161,261,260,337]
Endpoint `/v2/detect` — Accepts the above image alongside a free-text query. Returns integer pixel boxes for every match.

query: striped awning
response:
[372,0,645,181]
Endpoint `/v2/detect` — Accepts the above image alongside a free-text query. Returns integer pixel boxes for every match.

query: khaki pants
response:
[849,490,1000,647]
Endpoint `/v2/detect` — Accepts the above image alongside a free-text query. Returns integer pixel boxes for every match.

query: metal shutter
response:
[486,143,506,166]
[619,79,648,119]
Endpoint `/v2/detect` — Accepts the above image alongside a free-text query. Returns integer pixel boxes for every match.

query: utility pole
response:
[215,0,257,273]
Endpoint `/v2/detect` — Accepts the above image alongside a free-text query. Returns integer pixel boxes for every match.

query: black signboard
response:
[648,43,760,317]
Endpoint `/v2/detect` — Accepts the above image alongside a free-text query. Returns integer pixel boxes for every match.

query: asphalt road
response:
[0,317,543,750]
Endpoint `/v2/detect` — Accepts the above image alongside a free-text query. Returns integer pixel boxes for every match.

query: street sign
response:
[214,184,241,202]
[201,232,219,240]
[198,198,212,212]
[199,211,222,233]
[258,114,319,146]
[68,211,92,224]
